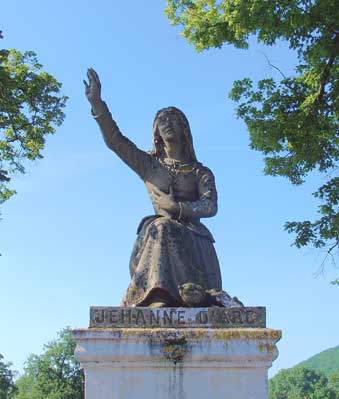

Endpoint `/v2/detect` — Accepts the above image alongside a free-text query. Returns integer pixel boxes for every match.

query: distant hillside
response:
[296,346,339,376]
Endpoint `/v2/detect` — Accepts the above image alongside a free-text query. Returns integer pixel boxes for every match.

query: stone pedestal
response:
[73,307,281,399]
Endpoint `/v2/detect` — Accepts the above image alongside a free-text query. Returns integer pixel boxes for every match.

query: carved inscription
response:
[90,307,266,328]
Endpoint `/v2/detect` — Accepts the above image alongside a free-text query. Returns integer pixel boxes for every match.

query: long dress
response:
[94,105,222,306]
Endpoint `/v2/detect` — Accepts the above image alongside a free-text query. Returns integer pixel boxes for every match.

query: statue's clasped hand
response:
[151,186,179,217]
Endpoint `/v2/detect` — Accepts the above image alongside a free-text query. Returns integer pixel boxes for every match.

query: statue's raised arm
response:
[84,68,162,183]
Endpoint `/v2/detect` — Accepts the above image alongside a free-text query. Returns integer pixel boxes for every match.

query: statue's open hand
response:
[83,68,102,109]
[151,186,179,216]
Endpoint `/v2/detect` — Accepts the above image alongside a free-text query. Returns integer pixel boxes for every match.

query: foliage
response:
[165,0,339,277]
[269,367,339,399]
[14,328,84,399]
[0,48,67,209]
[328,372,339,396]
[0,354,17,399]
[297,345,339,376]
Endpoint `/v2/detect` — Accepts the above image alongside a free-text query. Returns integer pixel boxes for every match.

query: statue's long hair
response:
[150,107,198,162]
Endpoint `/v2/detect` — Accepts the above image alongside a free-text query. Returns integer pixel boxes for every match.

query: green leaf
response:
[0,48,67,211]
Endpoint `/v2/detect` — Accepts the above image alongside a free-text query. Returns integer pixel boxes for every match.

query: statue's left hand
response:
[151,186,179,216]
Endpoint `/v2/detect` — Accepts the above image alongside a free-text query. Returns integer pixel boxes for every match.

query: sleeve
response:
[179,166,218,219]
[92,102,155,180]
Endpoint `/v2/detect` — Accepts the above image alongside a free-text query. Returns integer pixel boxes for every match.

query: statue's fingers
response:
[91,68,101,82]
[155,186,166,194]
[152,191,161,199]
[89,67,97,75]
[89,68,96,79]
[87,69,93,84]
[152,187,163,197]
[90,68,101,87]
[151,196,159,206]
[83,79,89,89]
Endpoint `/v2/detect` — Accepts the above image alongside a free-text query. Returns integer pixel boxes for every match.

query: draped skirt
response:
[121,216,222,306]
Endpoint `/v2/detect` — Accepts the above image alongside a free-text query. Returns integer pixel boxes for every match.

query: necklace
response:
[162,158,196,174]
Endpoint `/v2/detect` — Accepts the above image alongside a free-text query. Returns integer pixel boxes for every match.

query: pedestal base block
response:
[73,325,281,399]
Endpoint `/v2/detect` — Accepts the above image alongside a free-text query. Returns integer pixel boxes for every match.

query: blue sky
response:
[1,1,338,377]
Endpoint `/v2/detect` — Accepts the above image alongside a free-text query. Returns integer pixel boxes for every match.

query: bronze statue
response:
[84,68,241,308]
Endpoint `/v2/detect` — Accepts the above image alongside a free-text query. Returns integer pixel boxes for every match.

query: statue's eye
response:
[159,115,171,124]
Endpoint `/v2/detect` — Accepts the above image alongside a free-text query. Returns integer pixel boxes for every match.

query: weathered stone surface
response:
[73,326,281,399]
[89,306,266,328]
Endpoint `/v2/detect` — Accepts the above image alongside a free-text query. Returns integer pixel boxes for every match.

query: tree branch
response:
[259,51,287,79]
[314,240,339,277]
[316,33,339,103]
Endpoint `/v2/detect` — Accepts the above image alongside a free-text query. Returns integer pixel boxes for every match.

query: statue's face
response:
[157,112,182,143]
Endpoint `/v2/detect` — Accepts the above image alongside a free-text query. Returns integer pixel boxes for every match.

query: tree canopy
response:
[269,367,339,399]
[14,329,84,399]
[165,0,339,275]
[0,48,67,212]
[328,372,339,397]
[0,354,17,399]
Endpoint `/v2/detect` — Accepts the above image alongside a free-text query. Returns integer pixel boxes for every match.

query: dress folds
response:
[94,104,222,306]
